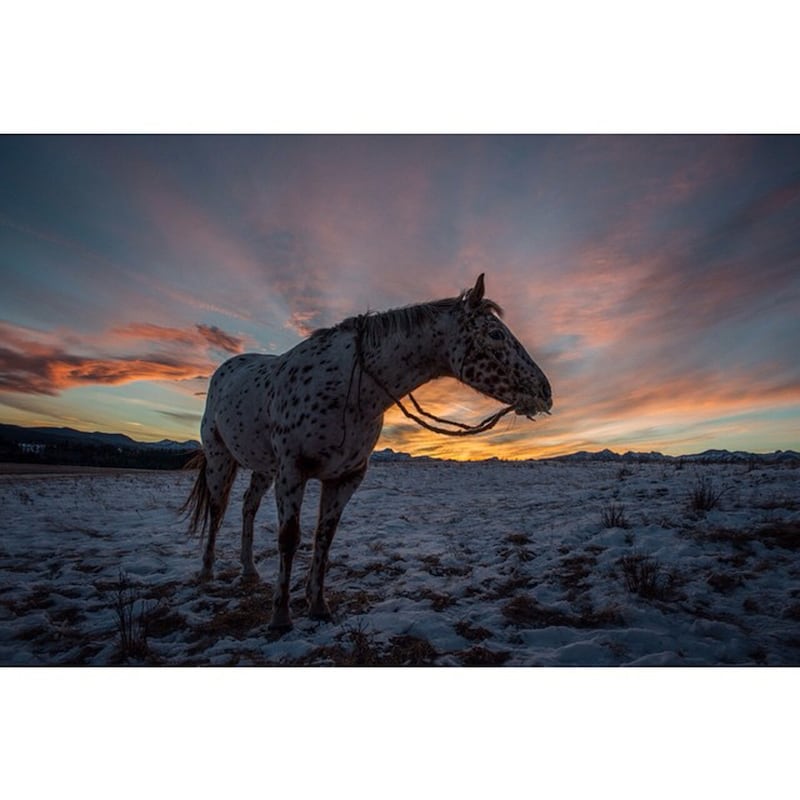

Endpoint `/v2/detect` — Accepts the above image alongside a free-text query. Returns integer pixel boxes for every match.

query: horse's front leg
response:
[270,468,307,631]
[307,464,367,621]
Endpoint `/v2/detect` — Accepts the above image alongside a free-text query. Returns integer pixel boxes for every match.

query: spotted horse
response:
[182,274,553,631]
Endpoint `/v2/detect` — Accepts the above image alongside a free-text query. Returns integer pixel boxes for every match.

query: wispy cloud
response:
[113,322,244,354]
[0,347,207,395]
[0,319,245,396]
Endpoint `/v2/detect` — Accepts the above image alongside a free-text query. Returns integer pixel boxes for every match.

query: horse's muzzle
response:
[514,378,553,418]
[514,394,552,418]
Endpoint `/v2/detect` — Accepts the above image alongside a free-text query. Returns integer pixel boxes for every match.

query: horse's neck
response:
[356,314,454,409]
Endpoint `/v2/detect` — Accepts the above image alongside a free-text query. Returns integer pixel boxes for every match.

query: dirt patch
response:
[707,571,745,593]
[700,521,800,552]
[300,630,439,666]
[459,646,511,666]
[556,552,598,598]
[502,594,623,629]
[455,620,493,642]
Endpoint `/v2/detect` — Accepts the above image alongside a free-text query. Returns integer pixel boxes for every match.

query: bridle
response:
[351,315,516,437]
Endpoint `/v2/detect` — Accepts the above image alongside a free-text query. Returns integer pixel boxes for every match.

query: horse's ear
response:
[467,273,485,309]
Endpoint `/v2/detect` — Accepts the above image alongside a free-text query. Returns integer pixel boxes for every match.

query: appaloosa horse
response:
[182,275,552,630]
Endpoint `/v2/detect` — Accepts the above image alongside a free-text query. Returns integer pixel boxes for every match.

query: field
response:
[1,458,799,666]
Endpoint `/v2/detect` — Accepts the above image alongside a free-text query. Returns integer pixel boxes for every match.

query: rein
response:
[352,315,516,437]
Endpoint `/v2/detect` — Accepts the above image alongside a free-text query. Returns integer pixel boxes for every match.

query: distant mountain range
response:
[545,447,800,464]
[0,424,199,469]
[0,424,199,451]
[372,446,800,465]
[1,424,797,467]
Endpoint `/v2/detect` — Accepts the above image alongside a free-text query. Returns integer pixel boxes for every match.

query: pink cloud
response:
[112,322,244,353]
[0,319,245,396]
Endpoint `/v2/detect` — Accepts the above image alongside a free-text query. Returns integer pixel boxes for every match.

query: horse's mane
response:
[313,290,503,348]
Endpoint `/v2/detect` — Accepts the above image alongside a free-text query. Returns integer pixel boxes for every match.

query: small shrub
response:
[111,570,153,660]
[343,620,379,665]
[689,475,727,512]
[619,554,676,601]
[601,502,630,529]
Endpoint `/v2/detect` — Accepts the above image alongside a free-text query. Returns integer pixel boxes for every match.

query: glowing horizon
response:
[1,135,799,460]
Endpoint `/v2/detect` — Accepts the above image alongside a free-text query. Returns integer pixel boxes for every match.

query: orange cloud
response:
[0,348,209,396]
[0,319,245,396]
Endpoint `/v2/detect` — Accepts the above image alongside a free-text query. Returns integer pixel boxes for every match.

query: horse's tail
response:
[180,449,213,538]
[180,448,238,540]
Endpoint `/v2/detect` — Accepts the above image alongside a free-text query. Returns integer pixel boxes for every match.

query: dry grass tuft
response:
[601,503,630,529]
[110,571,156,661]
[689,476,728,512]
[618,554,679,601]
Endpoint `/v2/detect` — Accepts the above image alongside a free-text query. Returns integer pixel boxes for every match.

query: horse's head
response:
[448,274,552,418]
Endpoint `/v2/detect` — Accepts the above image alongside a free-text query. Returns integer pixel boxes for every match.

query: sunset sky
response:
[1,134,799,459]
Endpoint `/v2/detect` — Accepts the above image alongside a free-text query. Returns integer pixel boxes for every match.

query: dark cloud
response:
[195,324,243,354]
[114,322,245,354]
[158,409,203,424]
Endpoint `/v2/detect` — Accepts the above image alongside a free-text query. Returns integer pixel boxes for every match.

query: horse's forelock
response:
[457,287,503,318]
[478,298,504,318]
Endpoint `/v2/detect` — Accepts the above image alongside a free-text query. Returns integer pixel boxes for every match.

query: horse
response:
[182,274,552,630]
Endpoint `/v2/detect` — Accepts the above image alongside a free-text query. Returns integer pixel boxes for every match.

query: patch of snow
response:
[1,459,799,665]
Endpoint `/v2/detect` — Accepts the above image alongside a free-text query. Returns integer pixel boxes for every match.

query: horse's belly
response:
[304,418,383,481]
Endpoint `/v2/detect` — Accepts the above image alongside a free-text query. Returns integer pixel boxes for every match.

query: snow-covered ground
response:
[1,459,799,666]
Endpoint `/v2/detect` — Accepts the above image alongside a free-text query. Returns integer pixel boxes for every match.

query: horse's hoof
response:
[268,620,294,635]
[198,568,213,582]
[308,607,334,623]
[268,609,293,633]
[241,568,260,582]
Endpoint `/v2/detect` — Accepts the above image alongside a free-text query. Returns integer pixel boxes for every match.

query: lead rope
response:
[353,315,516,438]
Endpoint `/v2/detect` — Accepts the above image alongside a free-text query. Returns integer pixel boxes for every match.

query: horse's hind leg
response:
[200,446,238,580]
[201,504,222,580]
[241,470,273,579]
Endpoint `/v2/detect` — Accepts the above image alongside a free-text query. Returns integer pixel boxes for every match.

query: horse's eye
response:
[488,329,505,341]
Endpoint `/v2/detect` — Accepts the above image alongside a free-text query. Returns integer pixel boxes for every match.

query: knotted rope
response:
[353,315,516,437]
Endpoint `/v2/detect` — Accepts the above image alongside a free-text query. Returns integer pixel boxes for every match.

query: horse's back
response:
[208,353,278,398]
